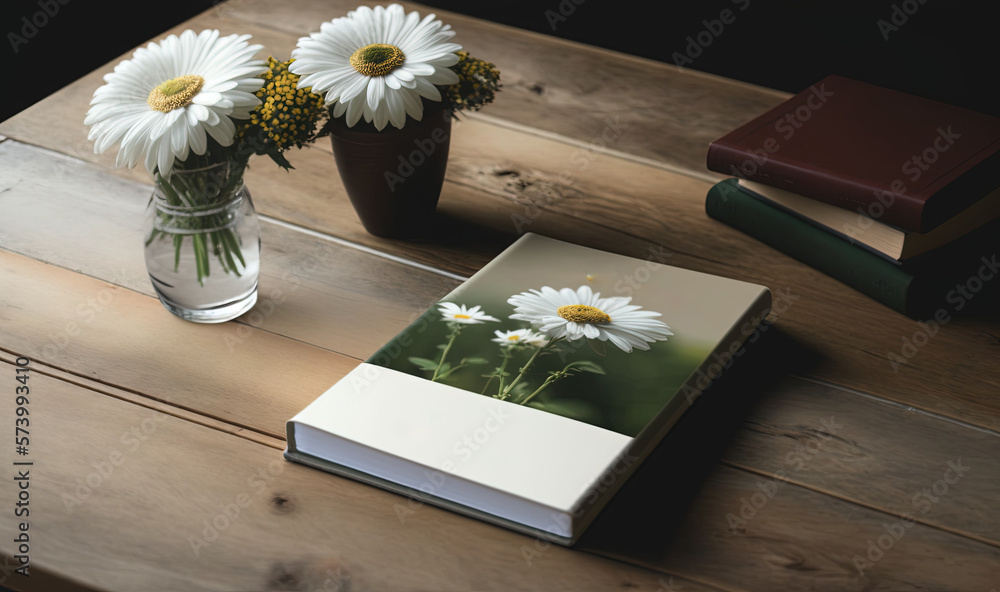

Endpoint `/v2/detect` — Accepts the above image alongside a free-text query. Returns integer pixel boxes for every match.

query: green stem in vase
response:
[152,158,249,287]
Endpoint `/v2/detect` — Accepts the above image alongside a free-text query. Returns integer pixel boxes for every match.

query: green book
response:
[705,178,998,319]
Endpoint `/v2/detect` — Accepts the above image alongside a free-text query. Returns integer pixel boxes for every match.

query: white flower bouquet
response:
[84,29,329,320]
[290,3,501,131]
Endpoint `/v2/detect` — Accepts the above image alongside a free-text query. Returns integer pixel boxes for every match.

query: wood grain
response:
[592,467,1000,592]
[3,133,999,440]
[3,181,999,556]
[0,369,699,592]
[3,126,1000,535]
[2,368,998,592]
[1,1,999,589]
[0,140,461,360]
[722,376,1000,544]
[0,249,349,437]
[222,0,791,177]
[0,0,789,182]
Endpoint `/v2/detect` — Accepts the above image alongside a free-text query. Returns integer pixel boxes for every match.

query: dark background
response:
[3,0,999,124]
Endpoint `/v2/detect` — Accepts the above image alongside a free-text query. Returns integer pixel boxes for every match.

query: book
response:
[285,233,772,545]
[706,74,1000,233]
[705,178,998,318]
[738,179,1000,262]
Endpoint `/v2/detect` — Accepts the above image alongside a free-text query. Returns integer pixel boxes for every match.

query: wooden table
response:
[2,1,998,590]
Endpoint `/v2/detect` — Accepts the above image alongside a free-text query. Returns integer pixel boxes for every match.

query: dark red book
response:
[707,74,1000,233]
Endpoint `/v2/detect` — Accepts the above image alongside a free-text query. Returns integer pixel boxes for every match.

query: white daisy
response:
[289,3,461,131]
[508,286,673,353]
[85,29,267,175]
[438,302,500,324]
[491,329,549,348]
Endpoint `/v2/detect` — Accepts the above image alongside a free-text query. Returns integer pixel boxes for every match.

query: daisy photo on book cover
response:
[374,237,725,438]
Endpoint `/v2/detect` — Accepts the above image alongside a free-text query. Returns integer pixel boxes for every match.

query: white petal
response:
[385,89,406,129]
[192,91,223,106]
[366,77,385,111]
[425,67,459,85]
[345,95,365,127]
[384,73,402,90]
[401,63,434,77]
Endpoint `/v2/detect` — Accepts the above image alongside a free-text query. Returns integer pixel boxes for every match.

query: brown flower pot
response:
[327,100,452,238]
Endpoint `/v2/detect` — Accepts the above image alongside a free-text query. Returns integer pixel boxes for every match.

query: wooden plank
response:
[586,468,1000,591]
[220,0,790,178]
[3,141,1000,545]
[2,368,998,591]
[0,140,462,359]
[0,350,283,450]
[4,135,1000,441]
[0,249,351,438]
[0,0,788,182]
[579,337,1000,588]
[578,332,1000,552]
[721,376,1000,544]
[1,3,995,590]
[0,368,714,592]
[3,237,999,551]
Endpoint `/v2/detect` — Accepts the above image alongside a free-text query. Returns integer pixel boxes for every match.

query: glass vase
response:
[143,160,260,323]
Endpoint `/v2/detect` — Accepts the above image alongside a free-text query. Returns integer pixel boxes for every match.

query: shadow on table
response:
[575,323,821,564]
[375,209,515,246]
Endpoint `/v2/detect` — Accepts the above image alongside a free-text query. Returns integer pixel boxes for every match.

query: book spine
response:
[705,178,917,316]
[706,141,924,232]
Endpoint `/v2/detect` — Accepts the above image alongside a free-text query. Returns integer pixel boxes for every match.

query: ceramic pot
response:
[327,100,452,238]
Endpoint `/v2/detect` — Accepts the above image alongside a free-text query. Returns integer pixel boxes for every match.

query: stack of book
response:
[705,74,1000,318]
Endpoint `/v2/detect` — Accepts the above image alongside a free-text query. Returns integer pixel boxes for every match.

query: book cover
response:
[285,233,772,544]
[737,179,1000,262]
[705,178,997,318]
[707,74,1000,233]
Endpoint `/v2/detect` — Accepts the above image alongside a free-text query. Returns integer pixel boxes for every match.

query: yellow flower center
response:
[557,305,611,325]
[454,314,471,319]
[507,335,520,341]
[350,44,405,77]
[147,75,205,112]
